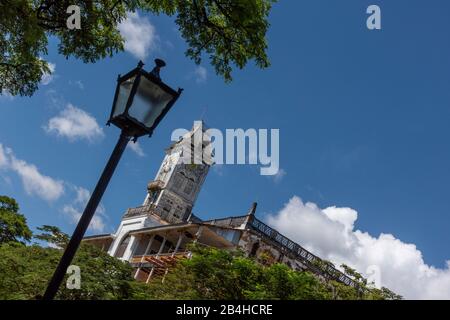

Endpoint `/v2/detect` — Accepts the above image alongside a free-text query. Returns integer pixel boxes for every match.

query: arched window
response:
[250,241,260,257]
[114,235,131,258]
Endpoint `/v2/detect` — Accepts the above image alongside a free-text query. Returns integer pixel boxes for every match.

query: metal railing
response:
[124,204,155,219]
[248,217,357,287]
[124,206,356,287]
[130,251,191,268]
[123,205,183,224]
[131,251,191,261]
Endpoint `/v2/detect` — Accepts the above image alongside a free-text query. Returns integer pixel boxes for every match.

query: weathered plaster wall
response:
[238,230,308,271]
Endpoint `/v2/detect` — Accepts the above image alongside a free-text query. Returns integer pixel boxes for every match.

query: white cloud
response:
[41,62,56,85]
[44,104,104,142]
[128,141,146,157]
[272,168,286,183]
[119,12,158,60]
[0,144,106,231]
[266,196,450,299]
[63,186,107,233]
[194,66,208,83]
[10,159,64,202]
[0,144,8,168]
[0,175,12,186]
[74,186,90,205]
[75,80,84,90]
[69,80,84,90]
[45,89,64,109]
[212,164,225,176]
[165,40,174,50]
[0,90,14,100]
[63,205,106,233]
[0,143,64,201]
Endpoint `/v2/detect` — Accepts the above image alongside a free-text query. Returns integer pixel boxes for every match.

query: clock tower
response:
[144,121,211,223]
[107,121,211,258]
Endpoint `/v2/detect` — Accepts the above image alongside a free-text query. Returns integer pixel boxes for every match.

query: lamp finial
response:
[150,58,166,80]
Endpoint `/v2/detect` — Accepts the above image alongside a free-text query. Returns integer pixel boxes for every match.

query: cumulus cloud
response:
[69,80,84,90]
[0,144,106,231]
[44,104,104,142]
[63,186,107,233]
[272,168,286,183]
[128,141,146,157]
[63,205,106,233]
[194,66,208,83]
[266,196,450,299]
[0,90,14,100]
[41,62,56,85]
[212,164,225,176]
[119,12,158,60]
[0,144,64,201]
[0,144,8,168]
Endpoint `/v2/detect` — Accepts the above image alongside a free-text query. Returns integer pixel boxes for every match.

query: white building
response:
[84,123,356,286]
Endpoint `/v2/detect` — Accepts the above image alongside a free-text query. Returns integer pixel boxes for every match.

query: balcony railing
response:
[203,215,248,229]
[123,204,155,219]
[130,251,191,269]
[147,180,165,191]
[123,204,186,225]
[248,217,357,287]
[124,207,356,287]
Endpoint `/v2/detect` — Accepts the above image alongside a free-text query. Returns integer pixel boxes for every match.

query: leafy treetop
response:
[0,0,277,96]
[34,225,69,248]
[135,244,403,300]
[0,195,32,244]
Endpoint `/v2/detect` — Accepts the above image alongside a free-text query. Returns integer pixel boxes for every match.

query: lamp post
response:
[43,59,183,300]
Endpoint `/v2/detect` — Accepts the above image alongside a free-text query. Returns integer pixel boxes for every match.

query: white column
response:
[162,233,184,283]
[172,233,184,257]
[134,234,155,279]
[146,267,155,284]
[146,235,167,283]
[193,226,204,244]
[122,235,138,261]
[156,236,167,257]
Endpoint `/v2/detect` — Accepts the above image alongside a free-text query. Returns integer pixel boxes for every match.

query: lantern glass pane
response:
[113,76,135,118]
[128,76,175,128]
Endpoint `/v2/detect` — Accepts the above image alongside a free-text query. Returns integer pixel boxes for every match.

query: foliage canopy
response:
[0,195,32,244]
[0,0,277,96]
[134,245,403,300]
[0,195,402,300]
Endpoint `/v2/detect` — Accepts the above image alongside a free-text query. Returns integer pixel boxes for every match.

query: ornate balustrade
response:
[204,215,248,228]
[124,206,357,287]
[124,204,154,219]
[248,217,357,287]
[123,204,182,224]
[130,251,191,269]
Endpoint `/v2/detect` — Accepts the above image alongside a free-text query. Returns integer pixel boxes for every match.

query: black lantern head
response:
[108,59,183,139]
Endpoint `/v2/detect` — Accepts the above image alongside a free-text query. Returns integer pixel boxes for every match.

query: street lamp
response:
[43,59,183,300]
[108,59,182,139]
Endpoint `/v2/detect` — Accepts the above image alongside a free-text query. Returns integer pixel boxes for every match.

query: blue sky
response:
[2,1,450,298]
